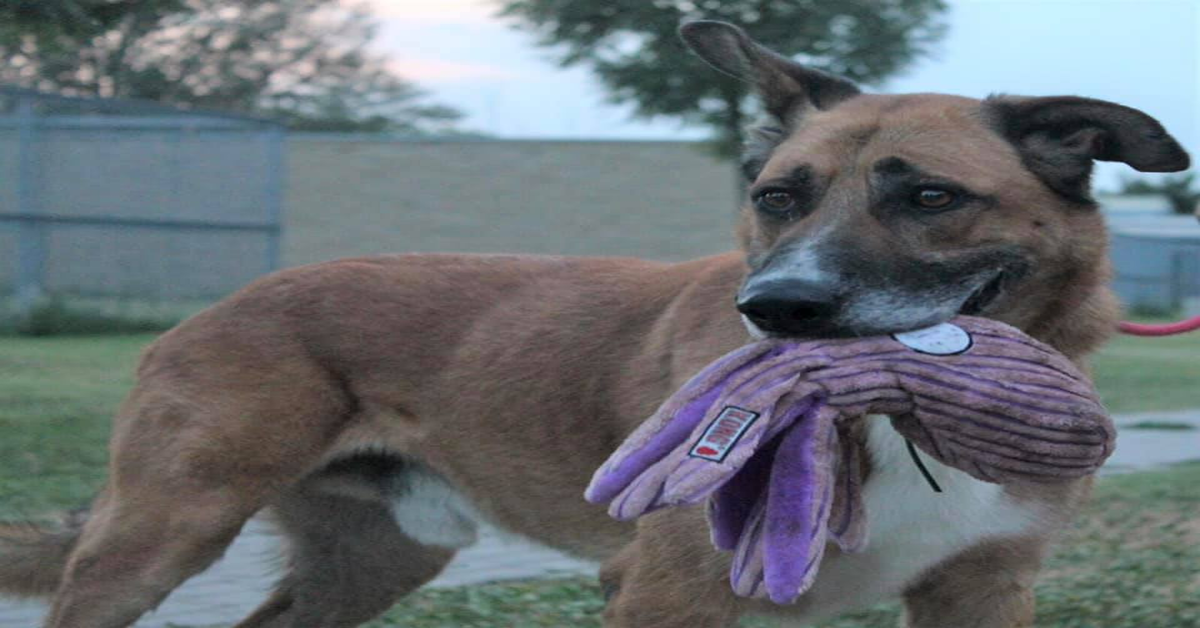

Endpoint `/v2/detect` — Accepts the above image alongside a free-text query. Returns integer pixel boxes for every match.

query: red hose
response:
[1118,315,1200,336]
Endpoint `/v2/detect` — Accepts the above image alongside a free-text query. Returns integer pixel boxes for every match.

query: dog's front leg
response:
[901,536,1045,628]
[600,508,741,628]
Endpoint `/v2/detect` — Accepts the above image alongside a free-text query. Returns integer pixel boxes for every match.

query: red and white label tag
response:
[689,406,760,463]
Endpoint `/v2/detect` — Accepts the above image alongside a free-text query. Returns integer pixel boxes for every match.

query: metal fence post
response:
[1175,249,1200,313]
[14,96,46,317]
[1168,250,1197,312]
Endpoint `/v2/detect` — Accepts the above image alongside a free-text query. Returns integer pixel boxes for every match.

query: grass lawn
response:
[1090,327,1200,413]
[0,325,1197,626]
[0,334,146,517]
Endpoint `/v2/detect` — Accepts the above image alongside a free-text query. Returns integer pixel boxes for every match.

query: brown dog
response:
[1,21,1190,628]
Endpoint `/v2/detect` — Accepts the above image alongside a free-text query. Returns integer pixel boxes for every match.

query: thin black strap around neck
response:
[906,439,943,493]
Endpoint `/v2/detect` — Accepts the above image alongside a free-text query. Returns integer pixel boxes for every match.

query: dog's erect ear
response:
[985,95,1190,202]
[679,20,860,122]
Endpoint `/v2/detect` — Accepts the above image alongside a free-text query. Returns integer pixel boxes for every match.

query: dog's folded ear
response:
[679,20,859,123]
[985,95,1191,202]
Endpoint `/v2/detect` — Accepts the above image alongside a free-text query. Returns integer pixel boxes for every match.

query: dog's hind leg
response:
[45,483,252,628]
[43,351,353,628]
[234,461,460,628]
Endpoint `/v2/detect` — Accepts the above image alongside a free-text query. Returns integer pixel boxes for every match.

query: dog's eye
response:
[754,190,797,215]
[912,187,957,210]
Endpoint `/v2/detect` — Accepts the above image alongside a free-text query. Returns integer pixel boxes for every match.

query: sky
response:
[373,0,1199,189]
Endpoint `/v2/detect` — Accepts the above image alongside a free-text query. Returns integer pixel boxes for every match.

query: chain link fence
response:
[0,86,285,324]
[1111,233,1200,314]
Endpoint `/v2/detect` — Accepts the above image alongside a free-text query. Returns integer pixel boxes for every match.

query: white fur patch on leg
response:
[389,469,480,549]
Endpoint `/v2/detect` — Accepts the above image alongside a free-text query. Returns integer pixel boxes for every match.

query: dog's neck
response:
[1018,266,1120,365]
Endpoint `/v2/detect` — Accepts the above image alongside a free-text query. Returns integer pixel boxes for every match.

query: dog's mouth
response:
[958,272,1006,316]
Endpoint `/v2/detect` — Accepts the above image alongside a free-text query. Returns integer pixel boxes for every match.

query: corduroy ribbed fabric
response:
[585,316,1113,604]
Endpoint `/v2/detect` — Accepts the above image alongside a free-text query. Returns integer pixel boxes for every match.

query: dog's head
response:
[681,21,1190,340]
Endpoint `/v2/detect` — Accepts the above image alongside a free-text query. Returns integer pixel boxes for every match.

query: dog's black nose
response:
[736,277,840,335]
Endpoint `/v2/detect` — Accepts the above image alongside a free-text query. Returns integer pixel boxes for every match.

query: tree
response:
[498,0,947,156]
[0,1,188,40]
[261,76,463,134]
[0,0,461,134]
[1121,174,1200,216]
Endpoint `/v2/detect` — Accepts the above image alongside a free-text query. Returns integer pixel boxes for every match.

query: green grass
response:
[364,578,607,627]
[0,333,149,517]
[0,297,186,337]
[1090,325,1200,414]
[366,462,1200,628]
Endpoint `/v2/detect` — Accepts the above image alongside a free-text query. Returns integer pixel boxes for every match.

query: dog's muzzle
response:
[736,276,841,336]
[958,271,1007,316]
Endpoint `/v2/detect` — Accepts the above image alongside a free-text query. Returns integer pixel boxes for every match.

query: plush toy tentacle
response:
[659,385,820,504]
[708,432,781,551]
[585,347,765,504]
[587,341,826,506]
[729,481,770,598]
[601,384,823,520]
[762,408,839,604]
[826,421,868,553]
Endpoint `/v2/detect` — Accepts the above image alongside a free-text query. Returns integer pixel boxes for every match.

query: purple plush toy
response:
[584,316,1114,605]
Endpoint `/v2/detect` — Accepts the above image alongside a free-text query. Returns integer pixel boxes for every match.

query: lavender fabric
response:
[584,316,1114,605]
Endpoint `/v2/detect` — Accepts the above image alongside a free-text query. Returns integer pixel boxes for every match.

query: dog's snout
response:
[736,277,840,335]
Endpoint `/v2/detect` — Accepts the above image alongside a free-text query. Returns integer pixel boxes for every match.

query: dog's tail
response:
[0,511,85,597]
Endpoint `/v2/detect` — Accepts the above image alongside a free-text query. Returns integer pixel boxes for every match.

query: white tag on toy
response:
[891,322,972,356]
[688,406,759,463]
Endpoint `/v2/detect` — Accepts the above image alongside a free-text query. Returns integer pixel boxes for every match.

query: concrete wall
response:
[283,137,741,267]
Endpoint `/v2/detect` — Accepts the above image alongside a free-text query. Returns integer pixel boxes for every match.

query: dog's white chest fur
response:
[788,418,1042,622]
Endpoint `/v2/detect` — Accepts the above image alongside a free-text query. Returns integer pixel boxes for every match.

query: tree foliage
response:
[0,0,461,133]
[499,0,947,155]
[1121,173,1200,216]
